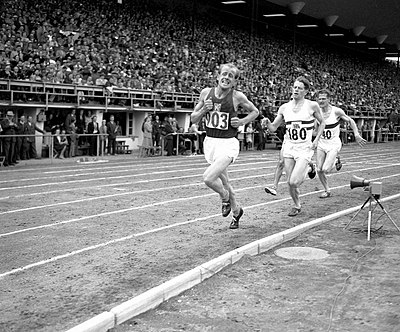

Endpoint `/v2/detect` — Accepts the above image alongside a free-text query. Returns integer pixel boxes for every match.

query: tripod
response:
[344,193,400,241]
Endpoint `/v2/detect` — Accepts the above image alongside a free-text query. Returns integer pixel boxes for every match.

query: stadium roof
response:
[216,0,400,57]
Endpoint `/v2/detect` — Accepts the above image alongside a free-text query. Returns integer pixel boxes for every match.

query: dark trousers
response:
[15,137,24,160]
[108,137,116,155]
[23,140,37,159]
[89,136,97,156]
[2,139,15,166]
[165,138,173,156]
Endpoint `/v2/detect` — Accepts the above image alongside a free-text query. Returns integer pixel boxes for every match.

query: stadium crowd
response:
[0,0,400,112]
[0,0,399,166]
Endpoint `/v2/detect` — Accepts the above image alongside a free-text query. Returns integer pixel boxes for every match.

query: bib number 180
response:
[287,127,307,141]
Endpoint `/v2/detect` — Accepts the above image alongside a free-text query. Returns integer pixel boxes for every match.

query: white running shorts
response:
[204,136,240,164]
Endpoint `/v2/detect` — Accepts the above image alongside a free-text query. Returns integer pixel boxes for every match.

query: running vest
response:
[204,87,238,138]
[282,99,315,144]
[321,106,341,141]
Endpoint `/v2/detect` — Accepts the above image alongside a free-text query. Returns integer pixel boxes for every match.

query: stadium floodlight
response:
[297,24,318,28]
[222,0,245,4]
[288,1,305,15]
[352,26,366,36]
[263,13,286,17]
[324,15,339,27]
[325,33,344,37]
[376,35,388,44]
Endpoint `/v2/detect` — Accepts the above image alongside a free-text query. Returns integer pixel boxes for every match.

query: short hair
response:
[315,89,331,98]
[220,63,240,79]
[295,76,311,90]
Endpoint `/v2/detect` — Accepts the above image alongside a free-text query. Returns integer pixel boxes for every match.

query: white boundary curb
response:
[65,194,400,332]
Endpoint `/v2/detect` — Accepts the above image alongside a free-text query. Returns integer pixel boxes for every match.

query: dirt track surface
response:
[1,142,399,332]
[118,207,400,332]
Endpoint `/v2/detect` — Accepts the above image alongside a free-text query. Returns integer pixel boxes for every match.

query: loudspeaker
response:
[350,175,370,189]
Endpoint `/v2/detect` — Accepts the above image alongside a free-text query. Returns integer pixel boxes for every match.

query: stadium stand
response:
[0,0,399,160]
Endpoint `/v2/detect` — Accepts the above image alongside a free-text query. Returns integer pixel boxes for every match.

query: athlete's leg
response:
[219,168,239,215]
[203,155,233,201]
[285,157,309,210]
[265,148,284,195]
[273,149,285,188]
[316,149,329,193]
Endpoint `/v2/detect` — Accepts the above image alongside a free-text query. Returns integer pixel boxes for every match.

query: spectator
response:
[152,115,162,147]
[106,115,117,155]
[87,115,99,156]
[162,116,175,156]
[99,119,108,155]
[0,110,18,166]
[67,118,78,157]
[53,126,68,159]
[141,115,153,148]
[15,114,26,161]
[22,115,45,159]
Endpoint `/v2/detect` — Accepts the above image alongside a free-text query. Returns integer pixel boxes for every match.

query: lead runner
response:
[191,63,259,229]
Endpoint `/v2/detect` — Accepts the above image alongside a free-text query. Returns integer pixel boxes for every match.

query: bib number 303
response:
[205,111,229,130]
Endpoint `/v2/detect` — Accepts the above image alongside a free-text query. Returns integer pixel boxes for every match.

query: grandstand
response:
[0,0,399,159]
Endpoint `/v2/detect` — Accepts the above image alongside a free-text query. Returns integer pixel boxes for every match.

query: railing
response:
[0,79,199,111]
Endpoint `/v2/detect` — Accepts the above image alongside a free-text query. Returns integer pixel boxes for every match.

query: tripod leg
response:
[367,198,372,241]
[374,197,400,232]
[344,196,371,230]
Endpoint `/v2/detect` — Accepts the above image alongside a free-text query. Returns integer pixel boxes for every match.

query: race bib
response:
[322,129,333,139]
[287,122,308,141]
[205,111,230,130]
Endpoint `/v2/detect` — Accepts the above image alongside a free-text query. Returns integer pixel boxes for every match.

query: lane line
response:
[1,152,399,200]
[1,175,399,278]
[1,149,398,187]
[1,162,399,216]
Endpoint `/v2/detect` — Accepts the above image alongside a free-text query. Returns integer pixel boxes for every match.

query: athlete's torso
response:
[281,99,315,144]
[204,87,238,138]
[320,106,341,142]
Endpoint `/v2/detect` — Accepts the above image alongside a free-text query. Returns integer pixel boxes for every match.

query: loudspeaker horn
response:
[350,175,370,189]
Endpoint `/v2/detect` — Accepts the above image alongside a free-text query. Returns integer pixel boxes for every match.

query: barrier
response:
[0,79,199,111]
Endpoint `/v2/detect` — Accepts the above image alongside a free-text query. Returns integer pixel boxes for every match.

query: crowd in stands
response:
[0,0,400,113]
[1,0,400,166]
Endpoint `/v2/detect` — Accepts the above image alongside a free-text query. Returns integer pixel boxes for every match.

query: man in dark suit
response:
[23,115,45,159]
[1,110,18,166]
[15,115,26,161]
[87,115,99,156]
[162,115,175,156]
[106,115,117,155]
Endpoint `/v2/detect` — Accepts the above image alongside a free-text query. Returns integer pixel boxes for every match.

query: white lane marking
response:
[1,170,399,240]
[1,160,400,215]
[1,185,399,279]
[0,162,271,191]
[1,151,399,198]
[1,149,399,186]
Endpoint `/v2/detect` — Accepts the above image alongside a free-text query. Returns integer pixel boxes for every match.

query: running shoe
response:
[319,191,331,198]
[229,208,244,229]
[335,156,342,171]
[222,201,231,217]
[308,162,316,179]
[264,186,277,196]
[288,207,301,217]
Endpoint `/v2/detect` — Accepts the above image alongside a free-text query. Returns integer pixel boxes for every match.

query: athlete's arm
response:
[311,102,325,148]
[337,109,367,147]
[231,91,259,128]
[264,105,284,132]
[191,88,213,124]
